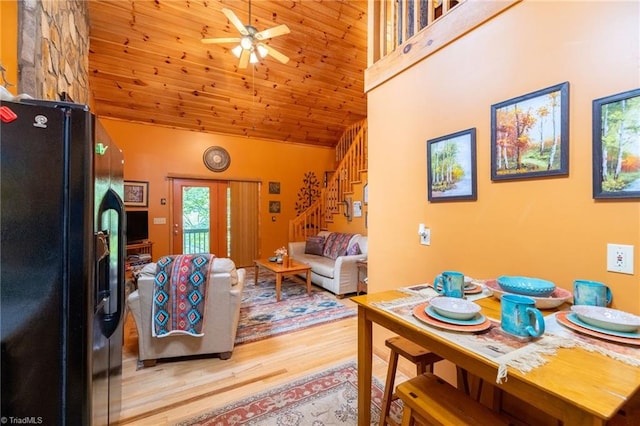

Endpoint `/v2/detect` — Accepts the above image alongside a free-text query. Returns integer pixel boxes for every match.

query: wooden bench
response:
[380,336,443,426]
[396,373,513,426]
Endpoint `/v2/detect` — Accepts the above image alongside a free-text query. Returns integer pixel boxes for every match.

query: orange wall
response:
[0,0,18,92]
[367,1,640,313]
[100,119,336,265]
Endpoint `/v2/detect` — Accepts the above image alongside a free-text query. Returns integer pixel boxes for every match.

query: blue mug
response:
[433,271,464,298]
[501,294,545,338]
[573,280,612,306]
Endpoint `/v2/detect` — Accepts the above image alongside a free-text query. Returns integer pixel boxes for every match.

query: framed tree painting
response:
[491,82,569,181]
[592,88,640,199]
[427,128,477,202]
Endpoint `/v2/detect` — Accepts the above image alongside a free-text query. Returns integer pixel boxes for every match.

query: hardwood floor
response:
[117,297,403,425]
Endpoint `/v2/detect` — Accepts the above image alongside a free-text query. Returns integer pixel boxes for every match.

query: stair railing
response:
[289,120,368,242]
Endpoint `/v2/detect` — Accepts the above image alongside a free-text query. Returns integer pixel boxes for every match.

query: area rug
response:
[176,361,402,425]
[234,269,356,345]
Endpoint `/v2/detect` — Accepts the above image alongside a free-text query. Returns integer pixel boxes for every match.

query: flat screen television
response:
[126,210,149,244]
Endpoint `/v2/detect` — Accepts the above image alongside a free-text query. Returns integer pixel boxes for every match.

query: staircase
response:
[289,119,367,242]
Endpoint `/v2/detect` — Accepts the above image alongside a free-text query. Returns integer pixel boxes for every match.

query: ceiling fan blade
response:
[201,37,241,44]
[254,24,290,41]
[222,8,249,36]
[258,43,290,64]
[238,49,250,69]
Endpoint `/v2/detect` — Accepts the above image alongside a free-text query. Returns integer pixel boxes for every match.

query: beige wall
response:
[367,0,640,315]
[101,119,337,265]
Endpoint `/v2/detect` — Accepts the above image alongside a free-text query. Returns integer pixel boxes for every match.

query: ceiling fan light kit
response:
[201,2,290,69]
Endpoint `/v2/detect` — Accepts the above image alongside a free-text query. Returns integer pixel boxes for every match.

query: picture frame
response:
[123,180,149,207]
[427,128,477,202]
[592,88,640,199]
[491,82,569,181]
[268,181,281,194]
[269,200,281,213]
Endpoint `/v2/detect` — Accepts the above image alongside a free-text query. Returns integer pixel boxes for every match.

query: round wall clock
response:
[203,146,231,172]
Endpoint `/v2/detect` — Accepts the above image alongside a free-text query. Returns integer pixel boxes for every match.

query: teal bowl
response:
[497,276,556,298]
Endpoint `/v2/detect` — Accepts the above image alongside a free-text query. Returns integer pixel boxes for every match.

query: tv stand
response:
[126,241,153,275]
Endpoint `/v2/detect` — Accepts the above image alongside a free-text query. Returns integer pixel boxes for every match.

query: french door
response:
[171,178,259,266]
[171,179,228,257]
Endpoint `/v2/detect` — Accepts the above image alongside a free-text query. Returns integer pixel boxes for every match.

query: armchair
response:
[127,257,245,366]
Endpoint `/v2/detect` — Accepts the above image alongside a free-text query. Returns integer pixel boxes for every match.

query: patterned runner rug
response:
[235,268,356,345]
[175,361,401,425]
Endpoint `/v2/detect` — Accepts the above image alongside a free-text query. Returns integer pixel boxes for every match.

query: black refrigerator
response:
[1,99,125,425]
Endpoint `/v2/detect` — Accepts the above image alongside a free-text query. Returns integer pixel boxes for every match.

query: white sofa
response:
[127,257,245,366]
[288,231,367,297]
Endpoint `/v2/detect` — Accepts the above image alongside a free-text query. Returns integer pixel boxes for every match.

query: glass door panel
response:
[182,186,210,254]
[172,179,228,256]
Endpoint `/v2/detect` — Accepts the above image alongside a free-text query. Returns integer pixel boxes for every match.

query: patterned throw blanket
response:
[152,254,214,338]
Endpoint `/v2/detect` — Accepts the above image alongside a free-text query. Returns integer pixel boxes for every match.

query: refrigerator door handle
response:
[97,187,126,338]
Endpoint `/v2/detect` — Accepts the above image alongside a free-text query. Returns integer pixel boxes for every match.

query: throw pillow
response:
[347,242,361,256]
[304,236,325,256]
[323,233,355,260]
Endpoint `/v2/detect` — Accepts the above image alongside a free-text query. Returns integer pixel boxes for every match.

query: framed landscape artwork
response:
[124,181,149,207]
[427,128,477,202]
[592,88,640,199]
[491,82,569,181]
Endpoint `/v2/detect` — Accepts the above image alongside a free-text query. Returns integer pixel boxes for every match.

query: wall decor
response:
[353,200,363,217]
[343,197,352,221]
[491,82,569,181]
[427,128,477,202]
[269,200,281,214]
[295,171,321,214]
[268,181,281,194]
[124,181,149,207]
[592,88,640,199]
[203,146,231,172]
[363,183,368,205]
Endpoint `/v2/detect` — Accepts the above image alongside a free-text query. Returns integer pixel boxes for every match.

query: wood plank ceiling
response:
[87,0,368,148]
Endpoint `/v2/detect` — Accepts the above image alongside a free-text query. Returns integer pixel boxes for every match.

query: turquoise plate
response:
[567,313,640,339]
[425,305,486,326]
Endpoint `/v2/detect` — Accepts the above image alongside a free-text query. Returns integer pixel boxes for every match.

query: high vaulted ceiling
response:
[87,0,368,148]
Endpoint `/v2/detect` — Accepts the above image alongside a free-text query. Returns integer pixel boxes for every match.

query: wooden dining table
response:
[352,290,640,426]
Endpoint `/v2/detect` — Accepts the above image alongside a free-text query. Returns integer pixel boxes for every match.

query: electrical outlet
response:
[420,228,431,246]
[607,244,634,274]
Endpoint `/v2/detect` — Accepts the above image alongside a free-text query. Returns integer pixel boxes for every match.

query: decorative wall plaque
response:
[203,146,231,172]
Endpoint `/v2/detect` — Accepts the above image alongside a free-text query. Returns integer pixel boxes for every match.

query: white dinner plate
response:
[566,313,640,339]
[425,305,486,326]
[571,305,640,333]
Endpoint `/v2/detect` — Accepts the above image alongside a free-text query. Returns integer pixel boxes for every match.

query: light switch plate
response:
[607,244,634,274]
[420,228,431,246]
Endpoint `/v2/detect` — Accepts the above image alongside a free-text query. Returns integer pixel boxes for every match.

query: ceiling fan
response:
[201,1,290,69]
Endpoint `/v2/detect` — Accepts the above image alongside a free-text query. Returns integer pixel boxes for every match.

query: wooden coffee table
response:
[254,258,312,301]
